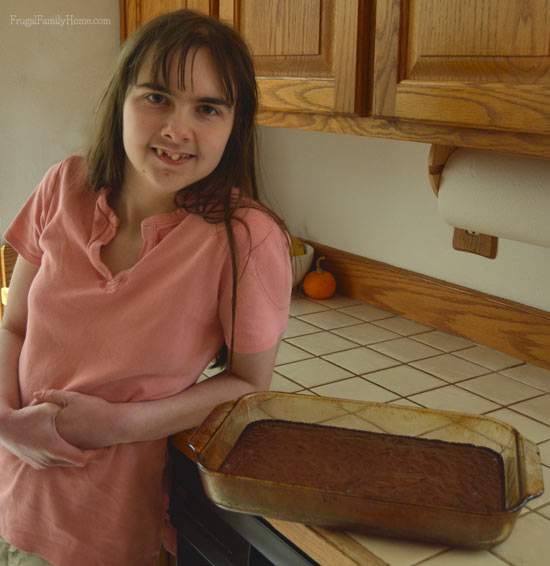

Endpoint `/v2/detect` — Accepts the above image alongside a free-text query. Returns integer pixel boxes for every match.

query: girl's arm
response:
[0,256,87,469]
[41,340,282,448]
[115,341,282,443]
[0,256,38,415]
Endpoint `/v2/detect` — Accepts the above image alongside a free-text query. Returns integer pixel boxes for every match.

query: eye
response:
[145,92,168,105]
[197,104,220,117]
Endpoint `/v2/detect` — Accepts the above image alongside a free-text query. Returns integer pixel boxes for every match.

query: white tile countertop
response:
[201,292,550,565]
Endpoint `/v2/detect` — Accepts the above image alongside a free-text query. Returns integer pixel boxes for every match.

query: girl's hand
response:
[33,389,118,450]
[0,403,89,470]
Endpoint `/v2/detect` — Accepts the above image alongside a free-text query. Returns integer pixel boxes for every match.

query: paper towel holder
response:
[428,144,498,259]
[428,145,457,197]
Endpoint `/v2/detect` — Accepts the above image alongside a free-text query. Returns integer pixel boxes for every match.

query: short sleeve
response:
[218,209,292,354]
[3,161,62,265]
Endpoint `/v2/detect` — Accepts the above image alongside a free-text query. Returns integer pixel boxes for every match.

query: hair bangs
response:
[131,30,237,108]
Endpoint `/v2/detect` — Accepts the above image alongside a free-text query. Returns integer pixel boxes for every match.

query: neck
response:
[115,166,177,230]
[110,190,176,231]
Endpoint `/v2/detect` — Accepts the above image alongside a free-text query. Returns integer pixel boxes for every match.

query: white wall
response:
[1,1,548,312]
[257,127,550,312]
[0,0,119,234]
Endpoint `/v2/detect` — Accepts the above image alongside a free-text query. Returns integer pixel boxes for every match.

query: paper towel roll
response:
[437,149,550,247]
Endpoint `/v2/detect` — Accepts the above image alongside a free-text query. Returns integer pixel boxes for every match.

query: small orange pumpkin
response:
[302,256,336,299]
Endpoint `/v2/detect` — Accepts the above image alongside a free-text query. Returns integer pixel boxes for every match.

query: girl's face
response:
[121,48,235,204]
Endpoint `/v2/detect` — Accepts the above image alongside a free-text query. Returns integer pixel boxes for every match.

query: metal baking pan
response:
[187,391,544,548]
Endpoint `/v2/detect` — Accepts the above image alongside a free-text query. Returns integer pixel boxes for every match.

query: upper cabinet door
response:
[122,0,214,38]
[372,0,550,134]
[219,0,369,115]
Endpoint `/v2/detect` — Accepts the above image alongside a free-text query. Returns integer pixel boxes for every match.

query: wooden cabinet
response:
[121,0,214,38]
[259,0,550,157]
[218,0,369,115]
[373,0,550,135]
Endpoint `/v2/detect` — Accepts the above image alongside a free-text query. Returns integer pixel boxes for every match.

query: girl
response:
[0,9,291,566]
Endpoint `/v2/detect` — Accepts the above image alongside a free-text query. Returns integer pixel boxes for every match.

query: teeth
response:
[154,147,189,161]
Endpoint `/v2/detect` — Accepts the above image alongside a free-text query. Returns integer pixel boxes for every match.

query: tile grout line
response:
[285,298,550,417]
[275,365,550,428]
[291,297,539,370]
[450,382,550,407]
[286,316,529,372]
[491,406,550,431]
[279,337,550,413]
[282,319,550,438]
[271,370,313,392]
[415,368,548,390]
[488,550,517,566]
[410,548,450,565]
[287,314,542,381]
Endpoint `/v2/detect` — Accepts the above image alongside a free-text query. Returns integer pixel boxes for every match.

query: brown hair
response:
[86,9,289,371]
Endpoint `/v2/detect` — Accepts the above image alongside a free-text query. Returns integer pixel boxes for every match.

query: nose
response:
[161,106,194,144]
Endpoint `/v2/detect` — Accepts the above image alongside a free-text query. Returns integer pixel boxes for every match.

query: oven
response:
[167,441,318,566]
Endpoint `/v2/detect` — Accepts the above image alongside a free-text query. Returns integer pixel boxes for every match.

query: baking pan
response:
[187,391,544,548]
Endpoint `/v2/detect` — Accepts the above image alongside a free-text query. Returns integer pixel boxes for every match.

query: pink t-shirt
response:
[0,155,291,566]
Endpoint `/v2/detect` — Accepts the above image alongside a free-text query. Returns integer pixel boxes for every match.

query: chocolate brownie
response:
[219,419,505,513]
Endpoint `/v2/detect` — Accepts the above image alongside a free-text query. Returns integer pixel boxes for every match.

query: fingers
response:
[30,402,65,419]
[33,390,68,408]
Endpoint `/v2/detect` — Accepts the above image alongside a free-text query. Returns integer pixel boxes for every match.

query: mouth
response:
[151,147,195,165]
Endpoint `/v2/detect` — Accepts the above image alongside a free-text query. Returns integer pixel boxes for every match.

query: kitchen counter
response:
[172,293,550,566]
